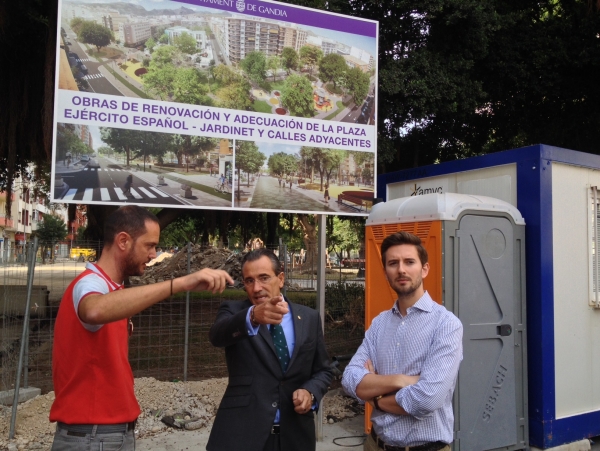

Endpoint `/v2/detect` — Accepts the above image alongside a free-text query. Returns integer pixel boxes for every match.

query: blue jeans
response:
[51,423,135,451]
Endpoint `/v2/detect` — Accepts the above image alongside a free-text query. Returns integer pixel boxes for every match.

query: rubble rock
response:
[0,377,360,449]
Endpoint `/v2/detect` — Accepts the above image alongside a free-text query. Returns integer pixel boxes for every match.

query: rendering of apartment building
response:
[224,17,285,63]
[165,26,207,50]
[73,124,93,149]
[119,22,152,47]
[306,35,337,55]
[282,26,307,52]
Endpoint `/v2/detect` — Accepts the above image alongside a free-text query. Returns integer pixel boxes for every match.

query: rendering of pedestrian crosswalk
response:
[62,186,171,202]
[76,58,91,63]
[82,73,104,80]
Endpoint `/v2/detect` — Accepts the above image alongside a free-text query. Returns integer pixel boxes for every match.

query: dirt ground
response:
[0,377,360,450]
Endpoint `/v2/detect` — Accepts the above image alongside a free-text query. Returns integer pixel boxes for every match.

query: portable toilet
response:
[365,193,528,451]
[377,145,600,449]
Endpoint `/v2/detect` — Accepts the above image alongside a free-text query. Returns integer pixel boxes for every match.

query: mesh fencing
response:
[0,239,365,406]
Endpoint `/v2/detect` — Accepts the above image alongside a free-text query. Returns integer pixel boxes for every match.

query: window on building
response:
[589,186,600,308]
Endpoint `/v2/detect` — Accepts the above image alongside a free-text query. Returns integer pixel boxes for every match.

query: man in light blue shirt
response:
[342,232,463,451]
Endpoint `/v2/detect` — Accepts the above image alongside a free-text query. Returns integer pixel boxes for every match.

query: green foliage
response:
[56,126,89,160]
[281,47,299,74]
[173,32,197,55]
[217,80,252,110]
[236,141,266,185]
[159,34,169,44]
[213,64,240,85]
[319,53,347,89]
[267,152,299,177]
[299,46,323,77]
[241,51,267,84]
[145,37,156,53]
[281,74,314,118]
[267,55,281,82]
[345,67,369,105]
[70,18,85,34]
[78,21,112,52]
[324,281,365,321]
[173,68,210,105]
[143,65,176,100]
[35,214,68,245]
[150,45,176,67]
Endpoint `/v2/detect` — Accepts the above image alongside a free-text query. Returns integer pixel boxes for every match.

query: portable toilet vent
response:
[365,192,528,451]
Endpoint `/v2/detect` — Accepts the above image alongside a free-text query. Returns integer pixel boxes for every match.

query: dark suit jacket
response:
[206,298,332,451]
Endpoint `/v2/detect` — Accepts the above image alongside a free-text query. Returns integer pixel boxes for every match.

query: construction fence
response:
[0,240,366,402]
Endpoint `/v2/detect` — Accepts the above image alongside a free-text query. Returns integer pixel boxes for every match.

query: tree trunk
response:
[297,214,317,269]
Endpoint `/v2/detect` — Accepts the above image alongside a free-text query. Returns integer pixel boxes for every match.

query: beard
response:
[391,275,423,299]
[122,247,146,277]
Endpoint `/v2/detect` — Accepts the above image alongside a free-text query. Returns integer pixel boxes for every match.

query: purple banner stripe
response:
[177,0,378,37]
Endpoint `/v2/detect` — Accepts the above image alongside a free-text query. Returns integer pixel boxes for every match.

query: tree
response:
[173,68,211,105]
[299,46,323,78]
[241,51,267,84]
[78,21,112,52]
[159,33,169,44]
[281,47,299,75]
[213,64,240,85]
[56,125,88,161]
[268,152,299,178]
[267,55,281,82]
[319,53,347,89]
[345,67,369,105]
[100,128,142,167]
[144,65,176,100]
[217,80,252,110]
[173,32,197,55]
[321,149,346,188]
[236,141,265,188]
[145,37,156,54]
[35,214,67,262]
[281,74,314,118]
[150,45,176,67]
[69,17,85,35]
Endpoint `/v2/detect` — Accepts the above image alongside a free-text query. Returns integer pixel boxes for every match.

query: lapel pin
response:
[297,315,301,320]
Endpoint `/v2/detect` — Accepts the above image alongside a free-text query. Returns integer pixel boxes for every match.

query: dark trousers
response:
[263,432,280,451]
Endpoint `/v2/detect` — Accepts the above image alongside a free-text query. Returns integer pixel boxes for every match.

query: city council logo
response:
[236,0,246,13]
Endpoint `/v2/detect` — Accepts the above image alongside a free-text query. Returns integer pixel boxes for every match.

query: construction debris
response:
[129,247,245,287]
[0,378,361,450]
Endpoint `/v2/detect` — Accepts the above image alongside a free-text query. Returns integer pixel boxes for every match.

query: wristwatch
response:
[373,395,384,410]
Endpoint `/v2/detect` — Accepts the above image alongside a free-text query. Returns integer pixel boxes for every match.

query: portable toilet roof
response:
[366,192,525,226]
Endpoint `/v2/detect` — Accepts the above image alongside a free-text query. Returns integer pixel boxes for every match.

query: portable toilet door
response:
[365,193,528,451]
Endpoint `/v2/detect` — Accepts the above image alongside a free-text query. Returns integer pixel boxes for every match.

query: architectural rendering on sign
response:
[52,0,378,215]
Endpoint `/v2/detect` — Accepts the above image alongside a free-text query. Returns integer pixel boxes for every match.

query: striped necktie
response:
[270,323,290,372]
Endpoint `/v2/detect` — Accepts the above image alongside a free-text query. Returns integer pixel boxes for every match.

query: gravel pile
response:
[0,378,360,450]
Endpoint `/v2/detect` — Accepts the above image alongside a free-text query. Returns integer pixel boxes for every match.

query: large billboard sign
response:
[52,0,378,215]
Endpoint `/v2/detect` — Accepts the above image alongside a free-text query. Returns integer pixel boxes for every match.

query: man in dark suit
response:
[207,248,332,451]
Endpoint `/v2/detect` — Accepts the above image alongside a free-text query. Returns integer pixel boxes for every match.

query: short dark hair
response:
[381,232,428,266]
[242,248,282,275]
[104,206,159,245]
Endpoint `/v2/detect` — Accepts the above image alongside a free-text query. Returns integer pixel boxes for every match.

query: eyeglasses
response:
[243,275,274,286]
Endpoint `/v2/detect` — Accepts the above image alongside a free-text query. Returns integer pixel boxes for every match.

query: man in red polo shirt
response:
[50,206,233,450]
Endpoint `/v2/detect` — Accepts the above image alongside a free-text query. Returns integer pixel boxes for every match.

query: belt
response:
[370,429,447,451]
[58,421,136,437]
[271,424,280,434]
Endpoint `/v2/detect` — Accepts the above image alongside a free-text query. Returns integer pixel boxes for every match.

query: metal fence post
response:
[315,215,326,441]
[9,237,39,439]
[183,242,191,382]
